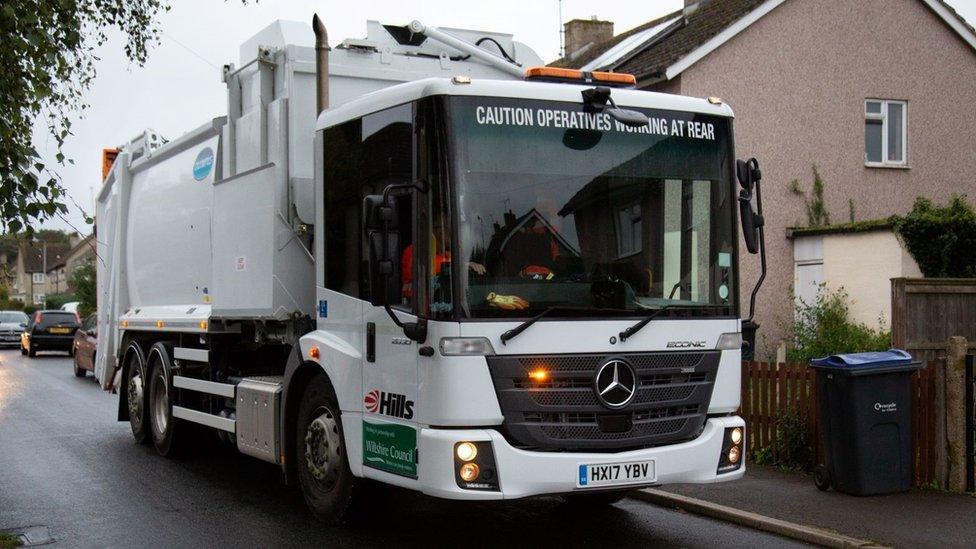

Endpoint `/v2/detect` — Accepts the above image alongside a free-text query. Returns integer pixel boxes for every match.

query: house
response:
[11,239,73,305]
[554,0,976,356]
[45,232,96,296]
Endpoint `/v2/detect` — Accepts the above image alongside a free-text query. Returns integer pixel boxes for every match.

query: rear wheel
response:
[296,375,359,525]
[124,343,150,444]
[148,343,185,457]
[562,490,632,506]
[814,465,831,491]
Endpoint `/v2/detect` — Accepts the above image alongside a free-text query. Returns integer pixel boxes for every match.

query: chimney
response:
[563,16,613,59]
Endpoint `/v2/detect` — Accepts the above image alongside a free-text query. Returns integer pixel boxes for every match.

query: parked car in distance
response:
[21,310,81,357]
[72,313,97,377]
[0,311,30,347]
[60,302,80,313]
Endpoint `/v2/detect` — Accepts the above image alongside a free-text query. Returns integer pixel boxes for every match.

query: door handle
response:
[366,322,375,363]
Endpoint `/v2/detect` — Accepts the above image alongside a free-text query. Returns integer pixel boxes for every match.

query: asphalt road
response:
[0,349,807,548]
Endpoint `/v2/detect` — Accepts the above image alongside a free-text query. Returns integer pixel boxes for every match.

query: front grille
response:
[487,351,720,451]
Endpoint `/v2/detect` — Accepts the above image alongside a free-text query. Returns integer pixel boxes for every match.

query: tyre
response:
[296,375,359,525]
[73,354,86,377]
[124,343,150,444]
[148,342,186,457]
[28,346,36,358]
[562,490,632,506]
[814,465,831,491]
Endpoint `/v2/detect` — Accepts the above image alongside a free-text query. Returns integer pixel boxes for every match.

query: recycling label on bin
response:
[874,402,898,413]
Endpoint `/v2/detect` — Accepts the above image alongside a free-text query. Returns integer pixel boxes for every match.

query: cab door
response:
[360,103,422,481]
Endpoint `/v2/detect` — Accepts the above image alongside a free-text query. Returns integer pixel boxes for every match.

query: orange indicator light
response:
[528,369,549,382]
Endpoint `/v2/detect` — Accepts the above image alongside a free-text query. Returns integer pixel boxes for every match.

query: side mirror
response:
[736,158,764,254]
[19,323,26,328]
[363,194,401,307]
[581,86,650,129]
[738,190,760,254]
[607,107,649,128]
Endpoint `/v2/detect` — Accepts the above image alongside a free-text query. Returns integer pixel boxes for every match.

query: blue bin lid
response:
[809,349,915,371]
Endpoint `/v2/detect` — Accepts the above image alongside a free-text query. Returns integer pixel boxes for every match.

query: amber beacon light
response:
[524,67,636,87]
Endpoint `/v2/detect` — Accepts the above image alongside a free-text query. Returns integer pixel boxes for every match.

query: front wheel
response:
[296,375,359,525]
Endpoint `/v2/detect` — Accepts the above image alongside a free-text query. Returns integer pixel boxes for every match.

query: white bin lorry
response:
[95,15,766,523]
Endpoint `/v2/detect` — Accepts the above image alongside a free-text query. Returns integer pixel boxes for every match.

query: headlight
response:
[715,332,742,350]
[454,441,499,491]
[717,426,744,474]
[455,441,478,462]
[439,337,495,356]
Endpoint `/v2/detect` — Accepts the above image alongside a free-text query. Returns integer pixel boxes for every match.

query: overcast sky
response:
[32,0,976,233]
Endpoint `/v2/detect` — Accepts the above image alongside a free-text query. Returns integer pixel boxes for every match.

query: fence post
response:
[946,337,968,492]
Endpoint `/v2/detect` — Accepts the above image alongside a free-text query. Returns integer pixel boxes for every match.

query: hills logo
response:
[364,389,414,420]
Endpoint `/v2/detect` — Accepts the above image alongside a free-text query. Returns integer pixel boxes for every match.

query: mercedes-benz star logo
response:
[594,359,637,409]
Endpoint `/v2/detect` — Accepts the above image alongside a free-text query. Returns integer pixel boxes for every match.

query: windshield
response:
[0,312,28,324]
[447,97,736,319]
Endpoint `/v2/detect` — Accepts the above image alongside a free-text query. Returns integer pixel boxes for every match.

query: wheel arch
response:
[281,348,326,482]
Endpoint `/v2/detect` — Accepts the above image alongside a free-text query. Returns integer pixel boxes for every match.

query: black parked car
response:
[21,310,81,357]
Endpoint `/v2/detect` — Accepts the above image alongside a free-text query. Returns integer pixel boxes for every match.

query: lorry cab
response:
[302,77,748,499]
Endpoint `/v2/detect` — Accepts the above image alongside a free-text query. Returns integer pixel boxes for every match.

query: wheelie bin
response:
[809,349,923,495]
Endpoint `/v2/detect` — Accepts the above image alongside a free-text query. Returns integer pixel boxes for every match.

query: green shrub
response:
[22,304,39,315]
[70,260,95,317]
[7,298,25,311]
[891,195,976,278]
[786,285,890,362]
[772,407,812,471]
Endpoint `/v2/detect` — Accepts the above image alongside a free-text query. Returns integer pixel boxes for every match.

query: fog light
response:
[730,427,743,445]
[459,462,480,482]
[456,442,478,462]
[728,445,741,464]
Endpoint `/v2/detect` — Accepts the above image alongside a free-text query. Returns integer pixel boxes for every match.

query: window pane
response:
[865,101,882,114]
[887,102,904,162]
[865,119,883,163]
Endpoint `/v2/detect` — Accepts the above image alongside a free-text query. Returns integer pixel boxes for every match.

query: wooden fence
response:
[741,360,940,487]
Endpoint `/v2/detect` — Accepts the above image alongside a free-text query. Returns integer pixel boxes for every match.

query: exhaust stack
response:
[312,14,330,114]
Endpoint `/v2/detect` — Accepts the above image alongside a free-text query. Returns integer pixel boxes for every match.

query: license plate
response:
[577,460,655,488]
[48,327,70,334]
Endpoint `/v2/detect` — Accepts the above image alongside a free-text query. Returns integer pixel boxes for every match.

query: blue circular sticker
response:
[193,147,214,181]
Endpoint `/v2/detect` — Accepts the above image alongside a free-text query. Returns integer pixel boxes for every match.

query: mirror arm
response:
[382,305,428,344]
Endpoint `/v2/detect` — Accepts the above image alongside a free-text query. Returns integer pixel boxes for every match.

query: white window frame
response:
[864,99,907,167]
[33,293,45,305]
[32,272,46,284]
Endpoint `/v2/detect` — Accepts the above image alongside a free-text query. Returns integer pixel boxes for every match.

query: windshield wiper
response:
[618,304,728,342]
[500,306,627,345]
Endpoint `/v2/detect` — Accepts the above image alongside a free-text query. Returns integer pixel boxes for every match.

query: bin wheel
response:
[814,465,831,491]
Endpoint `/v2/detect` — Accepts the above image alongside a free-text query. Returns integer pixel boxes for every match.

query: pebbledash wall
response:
[650,0,976,357]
